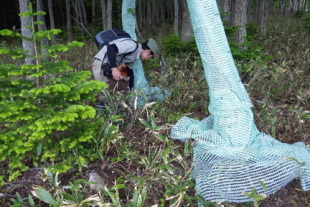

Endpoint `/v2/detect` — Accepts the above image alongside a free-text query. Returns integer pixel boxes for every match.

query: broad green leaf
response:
[32,188,57,205]
[259,180,267,191]
[139,118,152,130]
[255,194,266,201]
[37,142,43,156]
[28,194,35,207]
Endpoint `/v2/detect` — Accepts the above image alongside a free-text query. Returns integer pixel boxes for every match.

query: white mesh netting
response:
[121,1,170,107]
[170,0,310,203]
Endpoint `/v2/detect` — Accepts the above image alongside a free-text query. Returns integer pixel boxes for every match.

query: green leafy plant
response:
[10,192,35,207]
[0,3,106,184]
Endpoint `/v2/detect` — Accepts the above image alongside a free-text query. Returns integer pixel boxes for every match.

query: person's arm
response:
[107,44,122,80]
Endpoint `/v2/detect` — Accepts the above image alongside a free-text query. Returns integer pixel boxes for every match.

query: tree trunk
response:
[174,0,179,35]
[47,0,56,45]
[106,0,112,29]
[66,0,73,41]
[224,0,232,22]
[117,0,121,26]
[137,0,142,29]
[160,0,165,27]
[80,0,88,29]
[92,0,95,33]
[284,0,287,17]
[19,0,35,65]
[101,0,107,30]
[255,0,268,34]
[247,0,252,23]
[181,0,192,41]
[231,0,248,44]
[308,0,310,13]
[147,0,151,25]
[151,0,156,35]
[290,0,296,14]
[36,0,49,57]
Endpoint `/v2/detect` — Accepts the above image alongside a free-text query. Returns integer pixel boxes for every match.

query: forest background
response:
[0,0,310,206]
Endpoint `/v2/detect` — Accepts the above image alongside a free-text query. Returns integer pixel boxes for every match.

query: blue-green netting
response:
[121,1,170,107]
[170,0,310,203]
[122,0,310,203]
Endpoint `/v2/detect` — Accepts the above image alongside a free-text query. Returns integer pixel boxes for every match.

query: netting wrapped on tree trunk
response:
[121,1,170,107]
[170,0,310,203]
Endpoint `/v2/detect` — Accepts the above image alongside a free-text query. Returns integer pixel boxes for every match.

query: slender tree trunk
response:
[138,0,142,29]
[231,0,248,44]
[151,0,156,35]
[106,0,112,29]
[308,0,310,13]
[80,0,88,29]
[66,0,73,41]
[37,0,49,57]
[92,0,95,33]
[160,0,165,27]
[101,0,107,30]
[247,0,252,23]
[174,0,179,35]
[181,0,192,41]
[117,0,121,26]
[284,0,287,17]
[75,0,84,36]
[47,0,56,45]
[224,0,231,22]
[256,0,268,34]
[147,0,151,25]
[19,0,35,65]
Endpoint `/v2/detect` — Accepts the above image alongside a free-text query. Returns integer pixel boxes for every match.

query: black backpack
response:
[94,28,133,50]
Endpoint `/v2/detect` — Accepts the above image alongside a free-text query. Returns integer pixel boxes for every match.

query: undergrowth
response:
[1,8,310,207]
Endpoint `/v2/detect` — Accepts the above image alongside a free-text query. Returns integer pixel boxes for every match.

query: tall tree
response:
[231,0,248,44]
[47,0,56,45]
[255,0,268,34]
[92,0,95,33]
[80,0,88,29]
[181,0,193,41]
[36,0,49,56]
[66,0,73,41]
[18,0,35,65]
[160,0,165,27]
[107,0,112,29]
[101,0,107,30]
[174,0,179,35]
[151,0,156,35]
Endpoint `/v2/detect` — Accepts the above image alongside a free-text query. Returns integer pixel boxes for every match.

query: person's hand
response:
[112,67,122,81]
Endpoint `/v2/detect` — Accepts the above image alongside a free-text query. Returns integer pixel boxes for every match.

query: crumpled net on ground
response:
[170,0,310,203]
[121,1,170,107]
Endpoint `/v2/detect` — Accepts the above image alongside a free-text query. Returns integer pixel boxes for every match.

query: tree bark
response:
[160,0,165,27]
[106,0,112,29]
[92,0,95,33]
[256,0,268,34]
[137,0,142,29]
[101,0,107,30]
[231,0,248,44]
[66,0,73,41]
[80,0,88,29]
[36,0,49,57]
[151,0,156,35]
[284,0,287,17]
[174,0,179,35]
[47,0,56,45]
[19,0,35,65]
[147,0,151,25]
[181,0,192,41]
